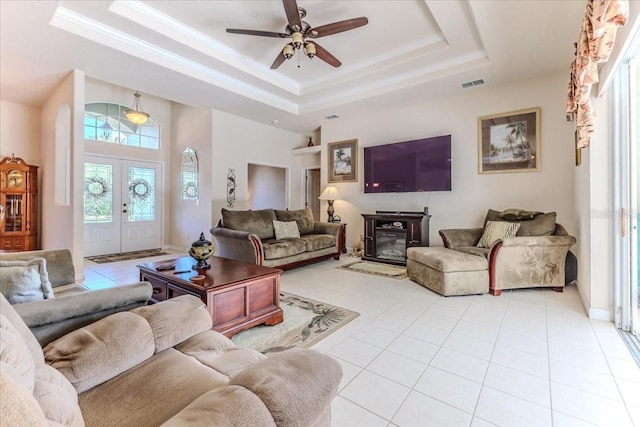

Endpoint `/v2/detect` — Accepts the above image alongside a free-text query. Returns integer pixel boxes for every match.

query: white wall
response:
[573,10,639,320]
[0,101,43,245]
[40,70,85,277]
[320,72,576,249]
[0,101,41,165]
[170,103,213,248]
[210,110,305,224]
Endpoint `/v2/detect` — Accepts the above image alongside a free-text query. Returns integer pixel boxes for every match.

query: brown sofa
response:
[211,207,344,270]
[438,209,576,295]
[0,292,342,426]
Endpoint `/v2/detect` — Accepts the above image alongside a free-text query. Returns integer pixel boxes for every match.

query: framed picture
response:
[478,107,541,174]
[328,139,358,183]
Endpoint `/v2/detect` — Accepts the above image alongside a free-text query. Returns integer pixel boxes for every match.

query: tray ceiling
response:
[0,1,584,132]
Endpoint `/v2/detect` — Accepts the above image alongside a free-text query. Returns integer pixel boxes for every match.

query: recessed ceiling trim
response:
[50,7,298,114]
[109,1,301,95]
[302,34,448,95]
[298,51,489,114]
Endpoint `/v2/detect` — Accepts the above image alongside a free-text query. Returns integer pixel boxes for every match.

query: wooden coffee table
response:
[137,256,283,338]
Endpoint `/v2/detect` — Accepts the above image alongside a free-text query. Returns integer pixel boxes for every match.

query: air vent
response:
[325,114,340,120]
[461,79,485,88]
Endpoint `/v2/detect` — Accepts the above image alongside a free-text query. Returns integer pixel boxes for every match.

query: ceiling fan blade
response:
[312,43,341,68]
[226,29,289,38]
[309,17,369,38]
[283,0,302,31]
[270,50,287,69]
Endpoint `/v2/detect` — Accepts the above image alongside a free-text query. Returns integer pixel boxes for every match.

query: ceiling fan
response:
[226,0,368,69]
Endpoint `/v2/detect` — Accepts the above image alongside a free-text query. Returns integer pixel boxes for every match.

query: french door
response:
[84,156,162,256]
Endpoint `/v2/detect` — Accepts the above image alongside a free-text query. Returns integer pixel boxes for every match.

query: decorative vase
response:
[189,232,213,270]
[307,136,314,147]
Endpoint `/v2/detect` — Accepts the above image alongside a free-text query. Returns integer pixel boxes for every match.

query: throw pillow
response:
[498,209,543,221]
[517,212,557,236]
[274,208,315,235]
[484,209,557,236]
[477,221,521,248]
[273,220,301,240]
[0,259,54,304]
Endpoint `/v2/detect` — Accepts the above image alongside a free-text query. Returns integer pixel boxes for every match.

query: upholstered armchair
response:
[439,209,577,295]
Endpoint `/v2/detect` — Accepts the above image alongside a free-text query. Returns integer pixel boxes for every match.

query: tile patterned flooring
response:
[83,252,640,427]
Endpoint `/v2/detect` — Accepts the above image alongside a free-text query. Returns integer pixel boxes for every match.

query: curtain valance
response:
[567,0,629,149]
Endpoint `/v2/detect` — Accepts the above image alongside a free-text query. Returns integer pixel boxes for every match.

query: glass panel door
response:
[83,156,162,256]
[614,49,639,354]
[83,157,121,256]
[121,160,162,253]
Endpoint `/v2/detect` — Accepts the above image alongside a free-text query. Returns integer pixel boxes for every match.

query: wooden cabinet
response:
[0,155,38,252]
[361,211,430,266]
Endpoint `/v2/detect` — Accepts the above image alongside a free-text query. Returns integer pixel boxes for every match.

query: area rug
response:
[338,260,407,279]
[85,249,170,264]
[231,292,359,354]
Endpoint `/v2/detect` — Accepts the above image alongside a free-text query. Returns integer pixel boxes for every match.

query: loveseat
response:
[0,292,343,426]
[439,209,576,295]
[0,249,152,346]
[211,208,344,270]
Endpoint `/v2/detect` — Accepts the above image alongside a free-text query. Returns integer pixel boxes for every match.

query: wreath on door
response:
[86,176,109,200]
[129,179,151,201]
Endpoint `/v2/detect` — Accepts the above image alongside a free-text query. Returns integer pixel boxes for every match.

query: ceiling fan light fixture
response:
[283,43,294,59]
[124,91,149,125]
[291,32,303,49]
[304,42,316,58]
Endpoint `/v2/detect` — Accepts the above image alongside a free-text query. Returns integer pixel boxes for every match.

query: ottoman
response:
[406,247,489,296]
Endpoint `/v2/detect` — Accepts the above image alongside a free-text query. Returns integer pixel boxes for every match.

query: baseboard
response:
[163,245,187,252]
[575,280,613,320]
[589,308,612,321]
[575,280,591,314]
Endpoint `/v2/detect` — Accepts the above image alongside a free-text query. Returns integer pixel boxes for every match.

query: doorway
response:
[304,167,321,220]
[84,155,162,256]
[247,163,287,210]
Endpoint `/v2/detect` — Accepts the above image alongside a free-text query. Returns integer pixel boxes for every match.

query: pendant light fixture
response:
[125,91,149,125]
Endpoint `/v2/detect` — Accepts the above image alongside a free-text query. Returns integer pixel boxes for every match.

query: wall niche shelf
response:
[291,146,321,156]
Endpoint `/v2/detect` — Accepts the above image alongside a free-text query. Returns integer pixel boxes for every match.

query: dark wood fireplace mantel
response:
[361,211,430,266]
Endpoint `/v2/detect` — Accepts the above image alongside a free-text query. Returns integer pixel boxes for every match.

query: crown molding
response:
[50,7,298,113]
[109,1,301,95]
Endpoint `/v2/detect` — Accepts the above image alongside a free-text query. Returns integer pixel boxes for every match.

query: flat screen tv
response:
[364,135,451,193]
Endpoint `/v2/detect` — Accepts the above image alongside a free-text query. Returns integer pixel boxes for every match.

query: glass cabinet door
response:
[3,194,24,232]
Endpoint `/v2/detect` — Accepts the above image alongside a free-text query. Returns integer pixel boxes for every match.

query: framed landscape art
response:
[328,139,358,183]
[478,107,541,174]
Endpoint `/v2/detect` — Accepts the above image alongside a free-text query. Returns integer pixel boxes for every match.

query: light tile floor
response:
[82,253,640,427]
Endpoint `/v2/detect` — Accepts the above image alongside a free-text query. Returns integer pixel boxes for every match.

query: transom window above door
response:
[84,102,160,150]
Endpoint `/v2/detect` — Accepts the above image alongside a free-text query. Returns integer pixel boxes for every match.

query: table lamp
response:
[318,186,343,222]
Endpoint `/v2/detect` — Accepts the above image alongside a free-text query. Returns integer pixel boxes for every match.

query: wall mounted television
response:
[364,135,452,193]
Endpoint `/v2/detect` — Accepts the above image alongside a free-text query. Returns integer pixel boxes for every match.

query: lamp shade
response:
[125,110,149,125]
[125,91,149,125]
[318,186,343,200]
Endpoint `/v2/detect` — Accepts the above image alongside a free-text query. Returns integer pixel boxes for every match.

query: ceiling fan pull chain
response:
[297,48,301,68]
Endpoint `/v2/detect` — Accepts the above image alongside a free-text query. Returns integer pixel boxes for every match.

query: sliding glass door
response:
[614,51,639,344]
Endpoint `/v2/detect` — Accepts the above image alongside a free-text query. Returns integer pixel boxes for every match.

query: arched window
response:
[84,102,160,150]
